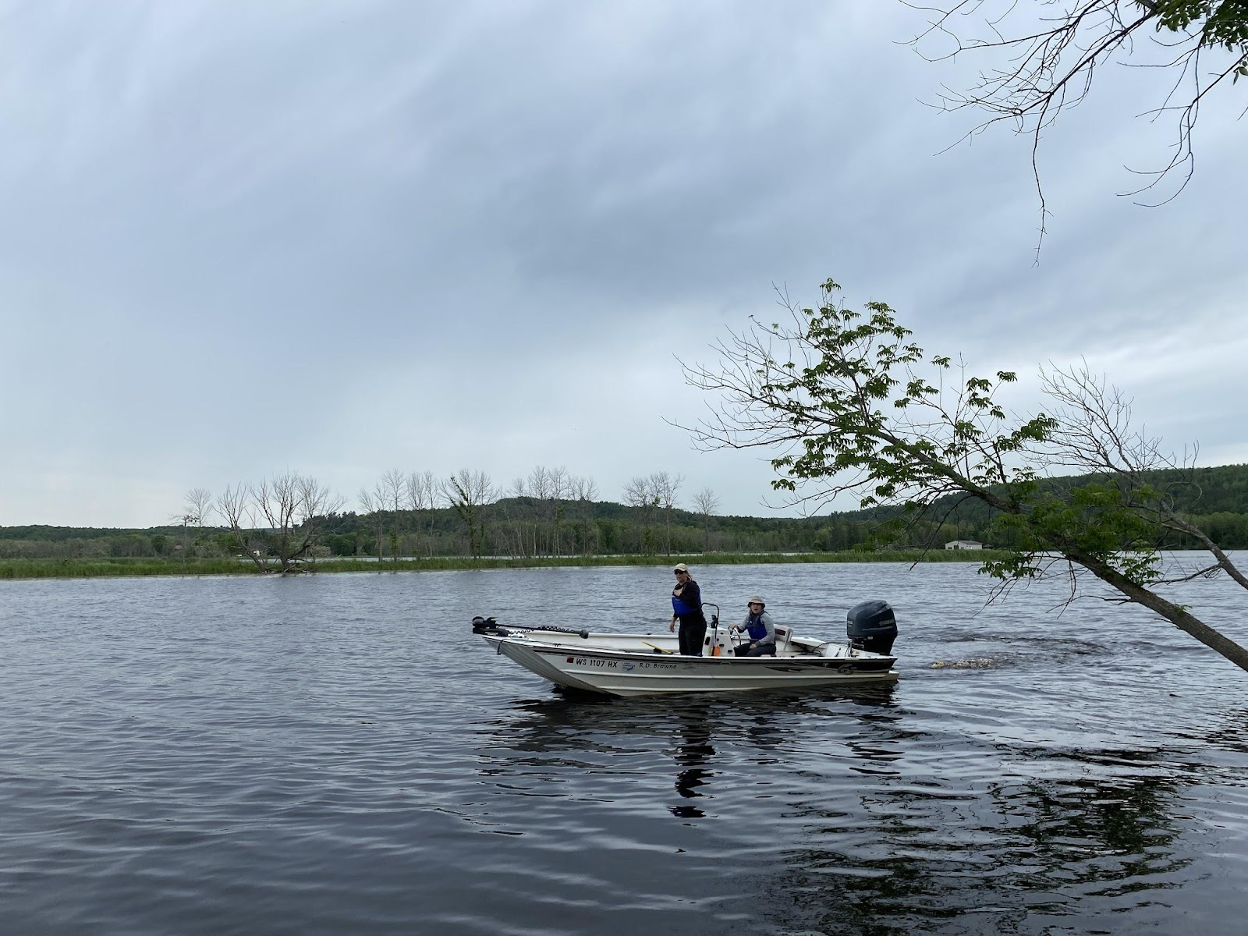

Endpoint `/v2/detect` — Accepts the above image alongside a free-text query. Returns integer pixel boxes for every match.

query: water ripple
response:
[2,562,1247,934]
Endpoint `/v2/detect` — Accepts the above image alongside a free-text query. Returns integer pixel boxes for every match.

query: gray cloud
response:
[0,0,1242,525]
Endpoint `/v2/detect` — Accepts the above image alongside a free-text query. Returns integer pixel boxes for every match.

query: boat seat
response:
[774,625,793,654]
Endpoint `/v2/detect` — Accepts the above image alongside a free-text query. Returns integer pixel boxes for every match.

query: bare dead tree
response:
[573,475,600,556]
[358,483,387,561]
[254,473,344,572]
[906,1,1248,249]
[504,476,531,556]
[649,471,684,556]
[549,465,571,556]
[528,465,552,556]
[528,466,552,501]
[218,474,341,573]
[405,470,439,558]
[218,483,266,571]
[693,487,720,553]
[170,487,215,562]
[624,475,657,553]
[623,477,651,507]
[574,475,600,501]
[184,488,213,528]
[380,469,405,562]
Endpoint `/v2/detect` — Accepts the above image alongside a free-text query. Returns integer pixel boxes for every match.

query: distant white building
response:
[945,540,983,550]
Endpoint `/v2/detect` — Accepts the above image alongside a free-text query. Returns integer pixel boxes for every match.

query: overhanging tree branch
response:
[905,0,1248,247]
[683,276,1248,674]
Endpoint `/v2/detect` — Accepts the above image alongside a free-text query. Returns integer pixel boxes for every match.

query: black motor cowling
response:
[846,600,897,655]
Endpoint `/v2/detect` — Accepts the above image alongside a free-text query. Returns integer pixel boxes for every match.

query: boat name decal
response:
[569,657,678,671]
[573,657,619,669]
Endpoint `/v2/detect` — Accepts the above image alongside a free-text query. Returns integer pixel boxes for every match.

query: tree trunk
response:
[1069,546,1248,674]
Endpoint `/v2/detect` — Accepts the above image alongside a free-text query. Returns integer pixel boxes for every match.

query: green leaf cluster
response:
[1145,0,1248,75]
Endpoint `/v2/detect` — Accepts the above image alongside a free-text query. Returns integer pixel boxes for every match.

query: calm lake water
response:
[3,558,1247,935]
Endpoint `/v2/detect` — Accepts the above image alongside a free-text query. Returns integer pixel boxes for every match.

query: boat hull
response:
[482,631,897,697]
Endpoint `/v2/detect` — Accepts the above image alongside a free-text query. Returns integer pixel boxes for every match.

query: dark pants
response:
[678,620,707,656]
[734,643,776,657]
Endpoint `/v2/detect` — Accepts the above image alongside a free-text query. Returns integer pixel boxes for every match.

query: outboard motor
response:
[846,600,897,655]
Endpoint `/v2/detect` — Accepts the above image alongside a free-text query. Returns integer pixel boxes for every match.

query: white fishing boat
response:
[472,600,899,697]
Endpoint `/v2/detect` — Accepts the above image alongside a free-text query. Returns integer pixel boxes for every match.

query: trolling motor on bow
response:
[846,600,897,655]
[471,616,505,635]
[471,616,590,640]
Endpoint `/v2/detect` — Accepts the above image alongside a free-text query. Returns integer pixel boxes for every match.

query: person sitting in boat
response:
[733,595,776,657]
[668,562,708,656]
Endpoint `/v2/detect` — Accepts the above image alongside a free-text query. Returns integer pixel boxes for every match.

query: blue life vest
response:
[672,595,698,617]
[745,612,769,641]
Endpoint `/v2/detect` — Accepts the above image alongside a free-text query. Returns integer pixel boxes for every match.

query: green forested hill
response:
[1140,464,1248,514]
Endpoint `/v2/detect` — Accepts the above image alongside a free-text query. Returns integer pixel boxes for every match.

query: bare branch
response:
[905,1,1248,243]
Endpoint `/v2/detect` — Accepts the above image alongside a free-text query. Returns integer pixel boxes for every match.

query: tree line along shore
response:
[2,462,1246,579]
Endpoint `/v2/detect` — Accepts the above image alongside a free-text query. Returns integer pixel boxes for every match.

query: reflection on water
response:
[1187,707,1248,754]
[482,685,904,818]
[671,706,715,818]
[476,682,1235,935]
[769,744,1196,935]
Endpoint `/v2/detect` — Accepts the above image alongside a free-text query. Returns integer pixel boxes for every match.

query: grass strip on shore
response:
[0,550,1010,580]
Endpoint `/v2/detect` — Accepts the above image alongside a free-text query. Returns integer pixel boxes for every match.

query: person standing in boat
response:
[668,563,708,656]
[733,595,776,657]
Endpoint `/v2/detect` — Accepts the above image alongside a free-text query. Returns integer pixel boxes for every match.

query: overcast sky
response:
[1,0,1243,527]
